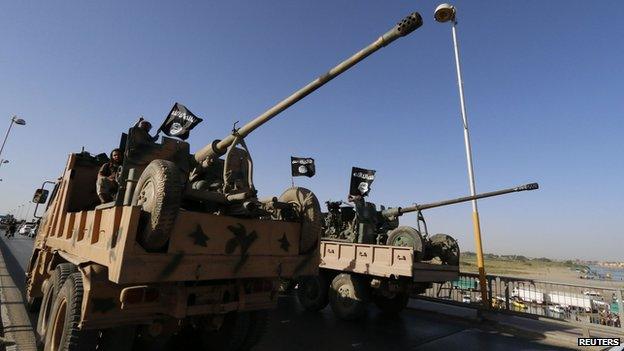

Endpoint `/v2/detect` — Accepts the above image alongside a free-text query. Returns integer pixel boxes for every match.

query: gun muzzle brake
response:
[397,12,423,37]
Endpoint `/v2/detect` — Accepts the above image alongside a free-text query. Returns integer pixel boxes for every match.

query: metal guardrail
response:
[418,272,623,335]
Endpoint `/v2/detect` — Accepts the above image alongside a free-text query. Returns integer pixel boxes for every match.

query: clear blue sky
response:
[0,1,622,261]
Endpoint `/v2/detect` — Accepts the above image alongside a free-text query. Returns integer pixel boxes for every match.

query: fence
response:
[417,272,623,334]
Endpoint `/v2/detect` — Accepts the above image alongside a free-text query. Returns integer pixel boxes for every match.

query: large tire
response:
[240,310,270,350]
[329,274,370,321]
[296,275,329,312]
[373,292,409,315]
[44,272,98,351]
[428,233,460,266]
[200,312,251,351]
[132,159,183,252]
[278,187,321,254]
[386,226,424,261]
[37,263,78,341]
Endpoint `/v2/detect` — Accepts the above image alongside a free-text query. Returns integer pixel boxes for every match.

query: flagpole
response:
[290,156,294,188]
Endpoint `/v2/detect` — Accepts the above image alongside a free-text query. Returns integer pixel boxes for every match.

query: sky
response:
[0,1,622,261]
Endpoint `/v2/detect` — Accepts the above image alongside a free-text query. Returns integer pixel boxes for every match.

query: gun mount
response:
[321,183,539,265]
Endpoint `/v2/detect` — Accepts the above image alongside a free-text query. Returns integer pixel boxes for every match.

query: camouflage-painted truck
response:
[25,12,424,351]
[296,183,539,320]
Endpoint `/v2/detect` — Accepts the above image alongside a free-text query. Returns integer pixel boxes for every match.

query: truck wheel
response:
[44,272,98,351]
[240,310,269,350]
[278,187,321,254]
[386,226,424,261]
[200,312,251,351]
[132,159,183,252]
[329,274,369,320]
[428,234,460,266]
[37,263,77,341]
[296,275,329,312]
[373,292,409,315]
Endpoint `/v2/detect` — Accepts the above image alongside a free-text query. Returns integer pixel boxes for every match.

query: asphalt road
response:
[0,231,573,351]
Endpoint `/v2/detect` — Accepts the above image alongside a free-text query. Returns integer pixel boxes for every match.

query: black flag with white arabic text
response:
[291,157,316,177]
[158,103,203,140]
[349,167,376,197]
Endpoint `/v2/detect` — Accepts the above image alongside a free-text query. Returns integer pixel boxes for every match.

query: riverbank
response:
[460,255,624,289]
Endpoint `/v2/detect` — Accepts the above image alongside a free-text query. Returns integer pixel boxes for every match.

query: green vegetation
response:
[459,252,585,276]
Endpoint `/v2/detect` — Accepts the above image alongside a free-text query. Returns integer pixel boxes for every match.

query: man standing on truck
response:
[97,148,123,203]
[134,117,158,142]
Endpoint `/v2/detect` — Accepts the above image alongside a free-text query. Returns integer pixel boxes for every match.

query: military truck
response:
[25,12,424,351]
[297,183,539,320]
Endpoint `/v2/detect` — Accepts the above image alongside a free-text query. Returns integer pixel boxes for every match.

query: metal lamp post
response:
[434,3,489,307]
[0,159,8,169]
[0,115,26,162]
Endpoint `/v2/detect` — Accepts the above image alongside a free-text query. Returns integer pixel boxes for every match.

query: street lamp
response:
[434,3,490,307]
[0,115,27,162]
[0,159,8,169]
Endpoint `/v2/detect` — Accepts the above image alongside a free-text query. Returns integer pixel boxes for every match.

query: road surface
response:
[0,231,573,350]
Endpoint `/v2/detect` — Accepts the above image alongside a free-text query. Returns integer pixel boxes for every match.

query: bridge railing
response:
[416,272,623,334]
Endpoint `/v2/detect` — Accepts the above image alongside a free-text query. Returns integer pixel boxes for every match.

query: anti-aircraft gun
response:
[27,12,424,351]
[301,183,539,320]
[321,183,539,265]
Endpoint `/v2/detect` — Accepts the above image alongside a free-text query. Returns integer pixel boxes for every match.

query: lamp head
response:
[434,3,456,23]
[12,116,26,125]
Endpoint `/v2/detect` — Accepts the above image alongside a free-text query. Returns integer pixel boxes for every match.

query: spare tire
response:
[428,233,460,266]
[132,159,183,252]
[278,187,321,254]
[386,226,424,261]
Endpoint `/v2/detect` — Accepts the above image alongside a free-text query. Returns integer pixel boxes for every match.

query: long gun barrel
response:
[381,183,539,218]
[194,12,423,166]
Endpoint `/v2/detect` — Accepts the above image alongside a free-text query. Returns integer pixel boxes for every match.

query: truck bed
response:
[319,240,458,282]
[40,205,316,284]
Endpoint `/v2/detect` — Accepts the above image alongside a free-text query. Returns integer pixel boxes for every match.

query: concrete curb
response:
[0,239,37,351]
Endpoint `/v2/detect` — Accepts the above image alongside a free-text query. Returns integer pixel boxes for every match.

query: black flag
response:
[291,157,315,177]
[158,103,203,140]
[349,167,376,197]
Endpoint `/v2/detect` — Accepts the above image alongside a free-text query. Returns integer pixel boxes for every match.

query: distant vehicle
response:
[453,279,478,291]
[512,287,545,304]
[548,304,565,314]
[28,224,38,238]
[462,295,471,303]
[492,296,505,309]
[18,223,35,236]
[592,300,608,307]
[583,290,603,300]
[511,299,527,309]
[547,292,592,311]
